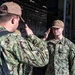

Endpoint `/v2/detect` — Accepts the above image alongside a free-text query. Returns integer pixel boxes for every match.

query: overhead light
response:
[42,5,47,8]
[35,10,39,13]
[30,0,35,3]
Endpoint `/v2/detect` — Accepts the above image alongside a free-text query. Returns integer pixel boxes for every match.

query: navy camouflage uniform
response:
[45,36,75,75]
[0,26,49,75]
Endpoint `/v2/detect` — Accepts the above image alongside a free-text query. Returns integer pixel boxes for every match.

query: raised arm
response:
[42,28,50,40]
[17,24,49,67]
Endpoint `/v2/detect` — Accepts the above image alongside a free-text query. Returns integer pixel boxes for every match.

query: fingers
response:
[47,28,50,33]
[45,28,50,35]
[24,24,28,28]
[24,24,33,36]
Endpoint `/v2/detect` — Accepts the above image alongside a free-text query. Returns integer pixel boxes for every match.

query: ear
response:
[11,17,15,24]
[11,16,18,24]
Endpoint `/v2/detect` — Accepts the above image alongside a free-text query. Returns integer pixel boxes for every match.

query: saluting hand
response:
[43,28,50,40]
[24,24,33,36]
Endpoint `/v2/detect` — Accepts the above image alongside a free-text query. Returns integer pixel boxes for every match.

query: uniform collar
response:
[0,26,6,30]
[50,36,65,45]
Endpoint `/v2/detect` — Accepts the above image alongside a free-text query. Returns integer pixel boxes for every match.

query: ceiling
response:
[0,0,47,14]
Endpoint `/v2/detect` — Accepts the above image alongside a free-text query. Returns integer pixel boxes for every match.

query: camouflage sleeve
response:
[69,42,75,75]
[16,34,49,67]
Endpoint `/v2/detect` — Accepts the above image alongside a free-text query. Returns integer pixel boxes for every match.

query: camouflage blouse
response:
[0,26,49,75]
[45,36,75,75]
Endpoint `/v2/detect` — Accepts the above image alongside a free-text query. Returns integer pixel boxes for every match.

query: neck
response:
[55,34,63,41]
[0,22,13,32]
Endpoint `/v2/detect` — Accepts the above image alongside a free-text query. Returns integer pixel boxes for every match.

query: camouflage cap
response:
[1,2,25,22]
[52,20,64,28]
[1,2,22,16]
